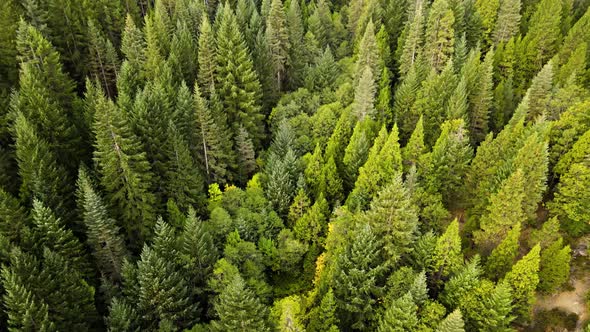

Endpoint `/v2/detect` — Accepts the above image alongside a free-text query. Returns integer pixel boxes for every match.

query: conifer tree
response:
[424,0,456,72]
[87,20,119,99]
[92,86,156,250]
[197,16,216,95]
[364,175,419,266]
[321,155,344,205]
[434,219,463,277]
[235,126,257,185]
[164,123,206,211]
[294,193,329,245]
[377,67,394,125]
[211,274,271,332]
[308,288,339,332]
[493,0,521,43]
[395,62,425,139]
[398,2,425,78]
[77,168,127,283]
[440,256,482,308]
[355,20,382,85]
[436,309,465,332]
[343,119,376,190]
[181,208,218,288]
[377,293,419,332]
[403,115,426,171]
[215,3,264,147]
[469,48,494,145]
[13,112,73,221]
[107,297,137,331]
[266,0,290,91]
[485,222,521,280]
[333,224,386,330]
[550,159,590,236]
[525,60,554,121]
[0,188,28,245]
[352,66,377,119]
[474,169,526,252]
[504,244,541,321]
[538,238,571,293]
[304,144,324,199]
[193,83,235,184]
[475,0,499,46]
[286,0,305,87]
[447,75,468,121]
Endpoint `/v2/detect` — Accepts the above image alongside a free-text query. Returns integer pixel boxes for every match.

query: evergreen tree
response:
[343,118,376,190]
[193,83,235,184]
[504,244,541,321]
[77,167,127,283]
[266,0,290,91]
[364,174,419,266]
[308,288,339,332]
[0,188,28,245]
[286,0,305,87]
[469,48,494,145]
[436,309,465,332]
[395,62,425,139]
[434,219,463,277]
[424,0,456,72]
[538,238,571,293]
[216,3,264,147]
[378,293,419,332]
[333,224,386,330]
[180,208,218,288]
[87,20,119,99]
[474,169,526,252]
[235,126,257,185]
[211,274,270,332]
[321,155,344,205]
[92,86,155,250]
[355,20,382,85]
[475,0,499,46]
[550,159,590,236]
[485,222,521,280]
[403,115,426,171]
[293,194,329,245]
[440,256,482,308]
[398,2,425,78]
[197,16,216,95]
[353,66,377,119]
[493,0,521,43]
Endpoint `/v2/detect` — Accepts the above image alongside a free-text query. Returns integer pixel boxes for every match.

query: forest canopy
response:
[0,0,589,330]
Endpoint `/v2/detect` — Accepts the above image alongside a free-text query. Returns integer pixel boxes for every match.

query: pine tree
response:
[447,75,468,121]
[474,169,526,252]
[398,2,425,78]
[343,118,376,190]
[137,245,198,330]
[434,219,463,277]
[352,66,377,119]
[0,0,19,93]
[308,288,339,332]
[403,115,426,171]
[475,0,499,46]
[378,293,419,332]
[437,309,465,332]
[211,274,270,332]
[13,112,73,221]
[164,123,206,211]
[193,83,235,184]
[377,67,394,125]
[77,167,127,283]
[321,155,345,205]
[469,47,494,145]
[440,256,482,308]
[266,0,290,91]
[235,126,257,185]
[395,61,425,139]
[286,0,305,87]
[0,188,28,245]
[485,222,521,280]
[550,159,590,236]
[92,86,155,250]
[216,3,264,147]
[538,238,571,293]
[30,199,92,278]
[525,60,554,121]
[87,20,119,99]
[14,20,83,172]
[107,297,137,331]
[293,194,329,245]
[333,224,386,330]
[355,20,382,85]
[504,244,541,321]
[364,174,419,266]
[493,0,521,43]
[424,0,456,72]
[304,144,324,200]
[180,208,218,287]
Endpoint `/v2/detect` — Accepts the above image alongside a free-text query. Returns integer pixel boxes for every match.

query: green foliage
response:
[538,238,571,293]
[504,244,541,321]
[436,309,465,332]
[378,293,419,332]
[434,219,463,277]
[485,222,521,280]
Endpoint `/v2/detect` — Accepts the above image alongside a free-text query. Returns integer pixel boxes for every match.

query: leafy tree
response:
[378,293,419,332]
[211,274,270,332]
[485,222,521,280]
[504,244,541,321]
[538,238,571,293]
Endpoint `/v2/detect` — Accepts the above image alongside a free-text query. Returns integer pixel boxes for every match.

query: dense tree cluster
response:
[0,0,588,330]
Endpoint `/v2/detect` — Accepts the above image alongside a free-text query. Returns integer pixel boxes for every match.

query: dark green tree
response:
[377,293,419,332]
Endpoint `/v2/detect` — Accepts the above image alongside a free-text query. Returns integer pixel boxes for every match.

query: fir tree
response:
[92,86,156,250]
[321,155,345,205]
[353,66,377,119]
[469,48,494,145]
[485,222,521,280]
[525,60,554,121]
[215,3,264,147]
[355,20,382,85]
[266,0,290,91]
[424,0,456,72]
[235,126,257,185]
[343,118,376,190]
[436,309,465,332]
[197,16,216,95]
[77,167,127,283]
[398,2,425,78]
[211,274,270,332]
[493,0,521,43]
[434,219,463,277]
[0,188,28,245]
[307,288,339,332]
[550,159,590,236]
[378,293,419,332]
[504,244,541,321]
[180,208,218,288]
[538,238,571,293]
[286,0,305,87]
[87,20,119,99]
[403,115,426,171]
